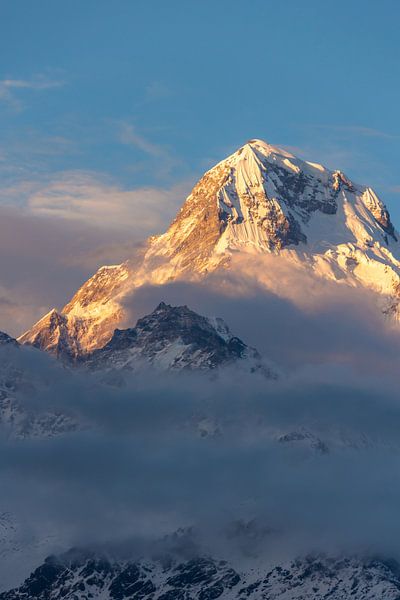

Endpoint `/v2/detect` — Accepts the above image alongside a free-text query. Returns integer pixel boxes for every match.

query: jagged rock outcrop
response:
[0,332,19,347]
[18,309,81,359]
[83,302,275,376]
[3,550,400,600]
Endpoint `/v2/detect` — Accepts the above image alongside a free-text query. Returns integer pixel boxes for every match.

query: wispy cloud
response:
[311,124,399,140]
[0,75,65,110]
[144,80,171,101]
[117,121,181,178]
[0,170,190,234]
[118,123,166,158]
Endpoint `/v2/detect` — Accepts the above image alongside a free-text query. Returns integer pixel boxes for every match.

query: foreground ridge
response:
[3,551,400,599]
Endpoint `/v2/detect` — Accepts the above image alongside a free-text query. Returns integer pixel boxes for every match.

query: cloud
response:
[0,75,65,111]
[118,123,165,157]
[119,254,400,374]
[4,345,400,589]
[311,124,399,140]
[0,132,79,192]
[0,287,49,337]
[0,169,190,240]
[144,80,171,100]
[22,170,189,232]
[2,254,400,587]
[117,122,182,177]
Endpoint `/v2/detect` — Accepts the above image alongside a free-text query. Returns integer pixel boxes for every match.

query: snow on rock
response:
[18,309,81,359]
[83,302,276,377]
[3,550,400,600]
[19,138,400,355]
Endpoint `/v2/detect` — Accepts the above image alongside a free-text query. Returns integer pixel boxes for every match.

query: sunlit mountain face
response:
[18,139,400,359]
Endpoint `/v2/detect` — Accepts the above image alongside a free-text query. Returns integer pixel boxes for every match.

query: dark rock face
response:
[367,199,397,242]
[278,429,330,454]
[84,302,272,376]
[3,552,400,599]
[255,151,338,220]
[19,303,274,377]
[0,553,241,600]
[0,332,18,348]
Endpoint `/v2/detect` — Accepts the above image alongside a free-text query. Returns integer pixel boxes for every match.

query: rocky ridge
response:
[83,302,275,377]
[3,551,400,600]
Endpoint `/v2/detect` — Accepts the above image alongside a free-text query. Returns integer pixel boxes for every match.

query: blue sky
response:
[1,1,400,198]
[1,0,400,333]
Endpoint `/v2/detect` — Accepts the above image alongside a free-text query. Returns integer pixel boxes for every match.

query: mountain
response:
[18,138,400,356]
[83,302,275,376]
[0,331,76,439]
[0,332,19,348]
[17,309,83,360]
[4,550,400,600]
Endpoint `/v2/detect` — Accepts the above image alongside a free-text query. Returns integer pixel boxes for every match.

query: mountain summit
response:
[143,138,397,274]
[19,138,400,355]
[83,302,274,376]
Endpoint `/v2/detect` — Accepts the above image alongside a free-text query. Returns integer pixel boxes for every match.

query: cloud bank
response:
[2,350,400,589]
[120,254,400,373]
[1,258,400,589]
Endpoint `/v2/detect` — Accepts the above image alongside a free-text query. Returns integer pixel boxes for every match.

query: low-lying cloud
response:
[2,325,400,589]
[2,231,400,590]
[24,171,189,232]
[120,254,400,373]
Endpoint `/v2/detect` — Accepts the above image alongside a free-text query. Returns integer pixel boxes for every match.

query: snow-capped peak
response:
[224,138,327,179]
[19,137,400,355]
[144,136,396,274]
